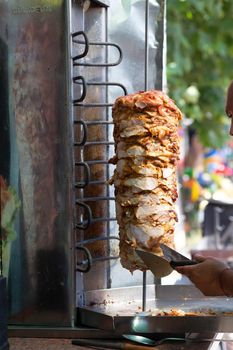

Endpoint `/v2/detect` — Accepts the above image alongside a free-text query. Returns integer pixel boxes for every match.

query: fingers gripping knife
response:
[136,244,197,278]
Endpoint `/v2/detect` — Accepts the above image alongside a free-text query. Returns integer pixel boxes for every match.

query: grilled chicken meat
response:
[110,90,182,272]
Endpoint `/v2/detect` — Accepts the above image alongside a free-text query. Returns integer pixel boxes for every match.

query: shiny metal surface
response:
[108,0,166,94]
[160,244,191,262]
[1,0,167,330]
[136,250,173,278]
[74,1,167,308]
[123,334,160,345]
[114,315,233,334]
[72,0,112,297]
[1,0,75,326]
[78,306,233,334]
[122,335,228,346]
[136,249,196,278]
[78,285,233,333]
[73,0,166,305]
[108,0,166,290]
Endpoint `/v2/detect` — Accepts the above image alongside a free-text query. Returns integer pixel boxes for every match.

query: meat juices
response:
[110,90,182,272]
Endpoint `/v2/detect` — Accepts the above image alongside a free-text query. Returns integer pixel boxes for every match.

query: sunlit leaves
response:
[167,0,233,147]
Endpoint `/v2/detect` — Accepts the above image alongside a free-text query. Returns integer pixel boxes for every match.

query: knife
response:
[136,249,197,278]
[71,338,158,349]
[160,243,192,262]
[72,337,233,349]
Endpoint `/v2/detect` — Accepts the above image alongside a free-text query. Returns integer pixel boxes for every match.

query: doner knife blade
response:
[136,249,197,278]
[135,249,173,278]
[160,243,191,262]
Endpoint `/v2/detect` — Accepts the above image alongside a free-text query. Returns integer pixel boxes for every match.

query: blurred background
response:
[167,0,233,252]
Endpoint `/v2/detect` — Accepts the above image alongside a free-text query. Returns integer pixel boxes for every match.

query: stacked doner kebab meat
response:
[109,90,182,272]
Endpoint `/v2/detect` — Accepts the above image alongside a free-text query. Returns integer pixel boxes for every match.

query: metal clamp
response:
[72,31,89,60]
[73,79,127,107]
[75,162,90,188]
[73,76,87,103]
[77,236,120,263]
[75,201,92,230]
[73,120,87,146]
[76,245,92,273]
[72,31,123,67]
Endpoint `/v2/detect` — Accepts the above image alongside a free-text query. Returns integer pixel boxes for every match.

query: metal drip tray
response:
[77,285,233,333]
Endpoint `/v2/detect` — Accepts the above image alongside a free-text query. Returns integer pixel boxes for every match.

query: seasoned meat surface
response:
[110,90,182,272]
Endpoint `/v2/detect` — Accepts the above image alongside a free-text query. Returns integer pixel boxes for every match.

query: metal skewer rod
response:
[142,271,147,311]
[142,0,150,313]
[144,0,149,91]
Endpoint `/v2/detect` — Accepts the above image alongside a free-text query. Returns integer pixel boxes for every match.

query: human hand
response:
[226,80,233,117]
[175,254,229,296]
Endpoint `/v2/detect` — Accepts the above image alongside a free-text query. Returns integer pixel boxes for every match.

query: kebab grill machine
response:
[1,0,233,341]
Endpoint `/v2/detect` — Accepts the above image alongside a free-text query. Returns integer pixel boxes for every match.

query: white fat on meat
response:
[120,125,148,138]
[162,167,174,178]
[116,157,162,177]
[131,163,158,176]
[135,101,147,109]
[116,158,157,176]
[117,192,174,207]
[160,174,176,188]
[119,118,144,130]
[144,143,173,157]
[135,203,173,220]
[129,224,165,246]
[123,177,158,191]
[117,142,173,159]
[117,143,145,158]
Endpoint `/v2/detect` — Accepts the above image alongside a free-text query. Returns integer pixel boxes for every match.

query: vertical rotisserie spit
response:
[110,90,182,272]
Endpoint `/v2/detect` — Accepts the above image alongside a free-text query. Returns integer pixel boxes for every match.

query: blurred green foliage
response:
[167,0,233,148]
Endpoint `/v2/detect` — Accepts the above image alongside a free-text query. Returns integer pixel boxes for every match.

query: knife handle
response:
[72,339,152,349]
[170,260,197,268]
[124,343,156,349]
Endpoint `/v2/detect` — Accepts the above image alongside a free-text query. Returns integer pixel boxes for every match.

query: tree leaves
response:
[167,0,233,147]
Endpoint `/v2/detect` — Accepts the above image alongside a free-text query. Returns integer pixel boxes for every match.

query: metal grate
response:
[71,28,127,274]
[72,0,165,313]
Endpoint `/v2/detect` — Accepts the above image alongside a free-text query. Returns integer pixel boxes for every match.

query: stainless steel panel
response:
[74,1,166,305]
[114,315,233,334]
[83,284,157,307]
[108,0,165,93]
[0,0,75,326]
[72,1,110,295]
[107,0,166,289]
[78,307,233,333]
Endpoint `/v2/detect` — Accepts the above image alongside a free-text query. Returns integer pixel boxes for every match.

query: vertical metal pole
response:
[142,0,149,312]
[144,0,149,91]
[142,271,147,311]
[69,0,83,319]
[105,6,111,290]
